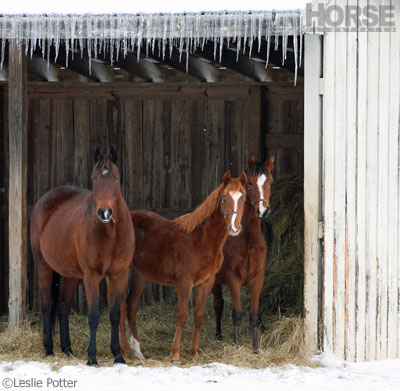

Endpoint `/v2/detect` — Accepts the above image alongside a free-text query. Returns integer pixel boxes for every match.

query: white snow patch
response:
[1,354,400,391]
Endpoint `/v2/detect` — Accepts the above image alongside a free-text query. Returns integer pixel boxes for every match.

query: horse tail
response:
[51,272,61,332]
[263,219,273,249]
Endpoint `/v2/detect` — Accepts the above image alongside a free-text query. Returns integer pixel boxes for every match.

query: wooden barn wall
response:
[0,83,265,314]
[319,1,400,361]
[264,83,304,176]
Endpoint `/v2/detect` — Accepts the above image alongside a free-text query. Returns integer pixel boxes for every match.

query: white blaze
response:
[229,191,242,232]
[257,174,267,215]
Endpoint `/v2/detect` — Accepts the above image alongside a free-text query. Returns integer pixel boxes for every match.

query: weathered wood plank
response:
[365,3,380,359]
[387,2,400,359]
[355,16,368,363]
[26,83,258,100]
[8,44,28,329]
[376,24,390,360]
[124,100,143,209]
[170,100,191,209]
[345,2,357,360]
[304,34,322,355]
[333,21,347,359]
[322,28,335,355]
[246,87,261,160]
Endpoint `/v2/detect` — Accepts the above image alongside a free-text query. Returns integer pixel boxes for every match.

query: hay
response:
[262,174,304,315]
[0,296,313,369]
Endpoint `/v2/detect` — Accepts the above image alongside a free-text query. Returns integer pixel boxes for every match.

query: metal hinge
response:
[318,221,324,239]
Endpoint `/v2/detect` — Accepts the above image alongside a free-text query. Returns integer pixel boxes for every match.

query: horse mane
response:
[173,184,223,233]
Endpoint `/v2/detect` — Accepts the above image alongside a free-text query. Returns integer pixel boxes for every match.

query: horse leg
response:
[36,262,55,356]
[58,277,79,355]
[249,272,265,353]
[107,271,130,364]
[171,281,192,364]
[228,277,243,346]
[123,269,147,359]
[191,276,215,358]
[212,283,224,340]
[83,273,102,366]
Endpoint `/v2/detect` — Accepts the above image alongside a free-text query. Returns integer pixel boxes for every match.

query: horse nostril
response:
[97,208,113,223]
[107,208,113,217]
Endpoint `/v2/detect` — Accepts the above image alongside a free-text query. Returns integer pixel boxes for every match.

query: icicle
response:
[219,13,224,63]
[293,14,298,86]
[249,12,256,58]
[265,13,272,69]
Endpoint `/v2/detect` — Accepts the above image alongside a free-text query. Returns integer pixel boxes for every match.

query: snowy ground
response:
[1,354,400,391]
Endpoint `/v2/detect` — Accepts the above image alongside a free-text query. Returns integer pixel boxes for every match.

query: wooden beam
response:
[118,53,164,82]
[56,50,114,82]
[197,43,270,81]
[8,43,28,329]
[28,55,61,81]
[150,48,220,82]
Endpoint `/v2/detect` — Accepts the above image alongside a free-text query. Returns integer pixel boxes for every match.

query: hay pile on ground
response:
[261,174,304,316]
[0,295,310,369]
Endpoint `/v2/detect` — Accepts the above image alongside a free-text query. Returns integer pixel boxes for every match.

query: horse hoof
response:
[215,333,223,341]
[45,351,54,357]
[87,358,99,367]
[114,355,126,365]
[63,347,73,356]
[172,360,182,366]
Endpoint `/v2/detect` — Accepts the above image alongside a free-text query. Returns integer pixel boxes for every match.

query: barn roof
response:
[0,11,304,83]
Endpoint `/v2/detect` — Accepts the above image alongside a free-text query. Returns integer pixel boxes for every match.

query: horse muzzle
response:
[97,207,114,223]
[257,206,270,219]
[228,224,242,236]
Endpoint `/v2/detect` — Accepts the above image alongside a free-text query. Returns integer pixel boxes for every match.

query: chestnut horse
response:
[30,146,135,366]
[212,156,274,353]
[120,171,247,363]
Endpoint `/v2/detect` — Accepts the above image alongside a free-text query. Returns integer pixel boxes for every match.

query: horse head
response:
[219,171,247,236]
[91,145,121,223]
[246,155,274,219]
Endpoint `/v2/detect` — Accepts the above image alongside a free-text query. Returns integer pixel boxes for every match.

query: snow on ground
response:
[1,354,400,391]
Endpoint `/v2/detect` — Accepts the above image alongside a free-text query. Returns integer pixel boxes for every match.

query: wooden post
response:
[8,43,28,329]
[303,34,322,354]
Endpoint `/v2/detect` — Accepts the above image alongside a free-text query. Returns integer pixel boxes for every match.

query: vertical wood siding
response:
[319,0,400,361]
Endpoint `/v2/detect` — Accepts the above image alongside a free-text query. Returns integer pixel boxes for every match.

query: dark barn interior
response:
[0,40,303,315]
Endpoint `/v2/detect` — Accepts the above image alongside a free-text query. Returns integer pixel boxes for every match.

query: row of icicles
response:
[0,12,303,83]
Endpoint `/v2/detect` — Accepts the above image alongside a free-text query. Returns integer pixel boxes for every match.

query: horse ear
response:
[93,145,103,163]
[247,155,256,170]
[265,156,275,171]
[239,171,248,187]
[108,146,118,163]
[223,171,231,185]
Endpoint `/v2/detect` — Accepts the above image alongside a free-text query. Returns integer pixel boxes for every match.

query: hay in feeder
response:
[261,174,304,316]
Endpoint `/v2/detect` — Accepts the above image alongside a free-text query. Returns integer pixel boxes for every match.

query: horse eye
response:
[248,182,252,187]
[222,199,227,203]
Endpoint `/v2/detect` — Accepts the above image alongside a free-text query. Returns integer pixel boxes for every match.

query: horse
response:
[212,156,274,353]
[30,146,135,366]
[120,170,247,363]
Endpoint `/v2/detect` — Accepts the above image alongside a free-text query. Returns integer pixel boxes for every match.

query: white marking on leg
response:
[129,335,145,360]
[257,174,267,215]
[229,191,243,232]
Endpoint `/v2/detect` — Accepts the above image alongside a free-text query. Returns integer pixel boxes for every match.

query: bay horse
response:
[120,171,247,363]
[212,156,274,353]
[30,146,135,366]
